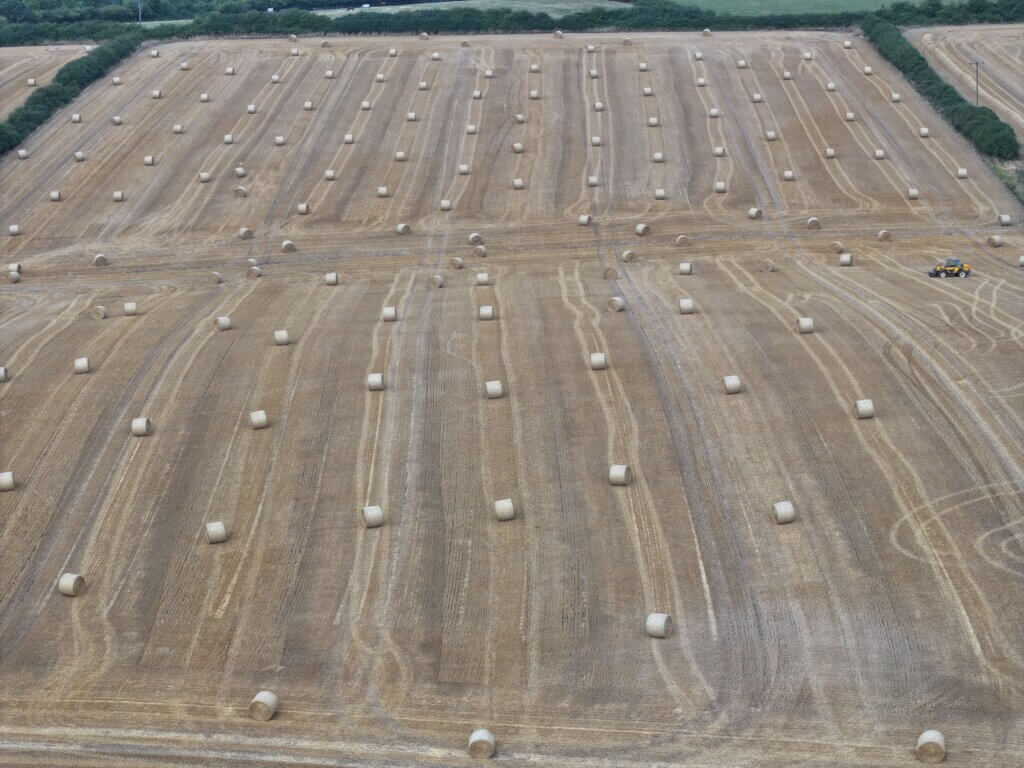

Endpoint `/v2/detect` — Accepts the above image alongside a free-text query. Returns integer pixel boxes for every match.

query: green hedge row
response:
[861,15,1019,159]
[0,32,142,156]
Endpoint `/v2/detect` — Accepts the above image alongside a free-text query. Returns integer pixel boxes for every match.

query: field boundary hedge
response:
[861,15,1019,159]
[0,32,142,156]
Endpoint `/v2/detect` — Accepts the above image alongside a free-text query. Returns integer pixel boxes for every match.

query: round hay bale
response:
[112,76,121,85]
[702,27,711,36]
[485,69,493,78]
[58,573,85,597]
[449,257,464,269]
[475,272,490,286]
[249,410,269,429]
[530,63,540,73]
[50,190,61,202]
[591,136,601,146]
[845,112,856,122]
[826,82,835,91]
[594,101,604,111]
[377,186,389,198]
[529,90,539,100]
[652,152,664,163]
[396,223,411,235]
[956,168,968,179]
[197,172,211,183]
[645,612,672,638]
[515,114,526,124]
[282,240,295,252]
[173,124,184,134]
[131,417,152,436]
[225,66,235,75]
[478,305,494,320]
[512,178,524,190]
[723,375,742,394]
[587,175,599,187]
[344,133,354,144]
[798,317,814,334]
[772,501,795,524]
[238,227,254,240]
[807,217,821,230]
[997,214,1012,226]
[676,235,691,247]
[878,230,892,241]
[839,253,853,266]
[844,40,852,48]
[469,729,496,758]
[589,352,607,370]
[694,51,703,61]
[9,225,21,236]
[363,504,385,529]
[708,108,720,118]
[512,142,524,154]
[275,136,286,146]
[907,188,919,200]
[420,31,429,40]
[608,464,631,486]
[891,92,901,102]
[210,271,222,284]
[783,70,791,80]
[919,126,929,138]
[458,163,470,175]
[248,691,278,721]
[93,253,108,266]
[432,275,445,288]
[635,223,649,236]
[382,306,398,322]
[485,380,504,399]
[274,330,291,346]
[603,267,619,279]
[765,130,777,141]
[678,298,695,314]
[713,146,725,157]
[472,90,481,99]
[714,181,726,193]
[643,87,653,97]
[92,306,107,320]
[916,730,944,764]
[206,521,228,543]
[697,77,706,87]
[855,399,874,419]
[474,246,486,259]
[803,51,812,60]
[16,149,28,159]
[874,148,886,160]
[7,271,20,283]
[607,297,625,312]
[325,272,339,285]
[73,357,91,374]
[214,316,233,331]
[783,170,796,181]
[578,214,592,226]
[0,471,11,492]
[297,202,310,214]
[123,302,138,316]
[247,266,261,279]
[621,250,637,263]
[825,147,836,158]
[987,235,1002,247]
[748,207,763,219]
[440,199,452,211]
[554,30,562,38]
[752,93,763,103]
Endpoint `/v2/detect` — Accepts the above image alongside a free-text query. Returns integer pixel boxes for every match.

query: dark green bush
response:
[861,15,1019,159]
[0,32,142,158]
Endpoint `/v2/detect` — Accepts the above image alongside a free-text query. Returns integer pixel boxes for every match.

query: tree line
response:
[862,14,1019,159]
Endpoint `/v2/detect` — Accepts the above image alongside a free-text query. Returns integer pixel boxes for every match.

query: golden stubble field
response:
[906,24,1024,142]
[0,30,1022,767]
[0,44,90,119]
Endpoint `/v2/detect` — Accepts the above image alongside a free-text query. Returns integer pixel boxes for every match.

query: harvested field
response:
[0,31,1022,768]
[0,44,89,120]
[906,24,1024,142]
